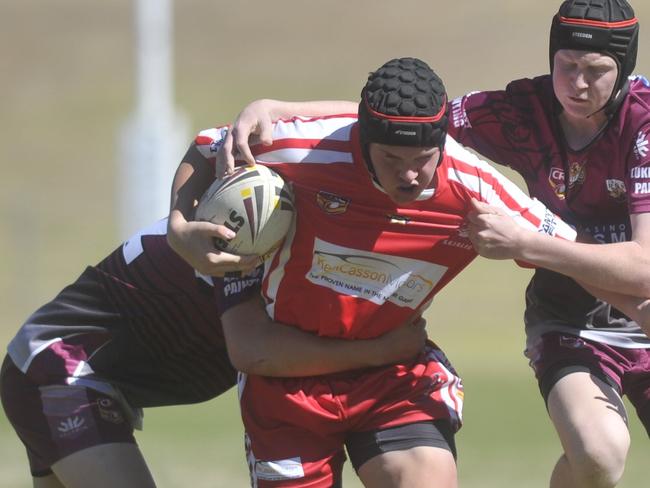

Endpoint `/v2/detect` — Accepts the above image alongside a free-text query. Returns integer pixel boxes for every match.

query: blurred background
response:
[1,1,649,486]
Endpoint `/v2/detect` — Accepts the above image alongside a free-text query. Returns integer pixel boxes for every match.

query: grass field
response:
[1,1,649,486]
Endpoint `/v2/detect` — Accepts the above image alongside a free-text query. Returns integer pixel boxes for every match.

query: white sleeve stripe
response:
[447,168,576,240]
[257,148,354,165]
[447,169,540,231]
[10,338,63,373]
[445,136,537,212]
[195,127,228,159]
[272,117,356,141]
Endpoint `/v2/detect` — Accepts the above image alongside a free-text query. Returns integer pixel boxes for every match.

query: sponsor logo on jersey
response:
[451,96,471,128]
[606,179,627,201]
[581,222,629,243]
[548,162,586,199]
[540,209,558,236]
[548,167,566,198]
[57,416,87,437]
[634,130,649,160]
[631,165,650,194]
[631,166,650,178]
[223,267,263,297]
[316,191,349,214]
[633,182,650,194]
[254,457,305,481]
[307,238,447,309]
[441,224,473,250]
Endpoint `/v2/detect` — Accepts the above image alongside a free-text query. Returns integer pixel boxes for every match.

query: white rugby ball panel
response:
[195,165,295,256]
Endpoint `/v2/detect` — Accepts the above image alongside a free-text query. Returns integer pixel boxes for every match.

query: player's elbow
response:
[223,338,253,371]
[638,282,650,299]
[227,347,271,375]
[632,263,650,297]
[631,242,650,296]
[223,320,278,375]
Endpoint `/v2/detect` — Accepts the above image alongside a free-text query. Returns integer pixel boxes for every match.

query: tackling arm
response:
[469,200,650,297]
[221,295,427,377]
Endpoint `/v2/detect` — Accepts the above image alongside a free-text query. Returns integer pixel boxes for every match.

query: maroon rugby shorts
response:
[1,356,136,477]
[526,332,650,435]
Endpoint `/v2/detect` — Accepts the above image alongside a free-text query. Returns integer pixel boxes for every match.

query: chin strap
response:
[586,78,630,120]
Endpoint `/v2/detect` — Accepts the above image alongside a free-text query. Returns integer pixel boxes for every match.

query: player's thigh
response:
[547,371,630,459]
[349,420,457,488]
[357,446,456,488]
[52,443,156,488]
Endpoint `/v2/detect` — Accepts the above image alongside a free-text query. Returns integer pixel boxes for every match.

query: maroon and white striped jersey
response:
[195,116,576,339]
[6,219,252,410]
[449,75,650,348]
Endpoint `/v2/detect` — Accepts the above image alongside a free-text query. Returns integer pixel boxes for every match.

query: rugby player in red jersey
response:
[211,2,650,486]
[168,57,583,487]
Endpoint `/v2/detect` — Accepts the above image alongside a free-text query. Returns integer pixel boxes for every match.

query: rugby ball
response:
[195,165,295,257]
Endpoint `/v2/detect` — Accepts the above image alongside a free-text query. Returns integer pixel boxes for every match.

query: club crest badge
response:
[316,191,350,214]
[605,179,626,201]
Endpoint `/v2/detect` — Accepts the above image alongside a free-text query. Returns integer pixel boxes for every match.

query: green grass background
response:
[1,1,648,486]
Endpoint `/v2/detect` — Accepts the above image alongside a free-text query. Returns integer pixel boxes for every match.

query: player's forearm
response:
[516,232,650,297]
[578,280,650,336]
[167,145,214,247]
[169,145,213,215]
[223,314,379,377]
[241,329,381,377]
[221,298,416,377]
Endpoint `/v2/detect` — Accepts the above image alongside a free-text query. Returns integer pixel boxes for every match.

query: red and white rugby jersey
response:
[195,116,575,339]
[448,75,650,348]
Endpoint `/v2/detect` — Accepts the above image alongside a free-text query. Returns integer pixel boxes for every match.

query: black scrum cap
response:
[550,0,639,100]
[358,57,448,150]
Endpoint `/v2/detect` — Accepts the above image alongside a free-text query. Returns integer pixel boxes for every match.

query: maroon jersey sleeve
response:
[448,77,560,182]
[212,266,264,314]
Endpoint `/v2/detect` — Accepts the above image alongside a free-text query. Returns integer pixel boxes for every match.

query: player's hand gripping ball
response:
[195,165,295,258]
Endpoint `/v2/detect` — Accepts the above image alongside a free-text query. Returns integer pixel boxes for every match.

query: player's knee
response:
[570,436,628,488]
